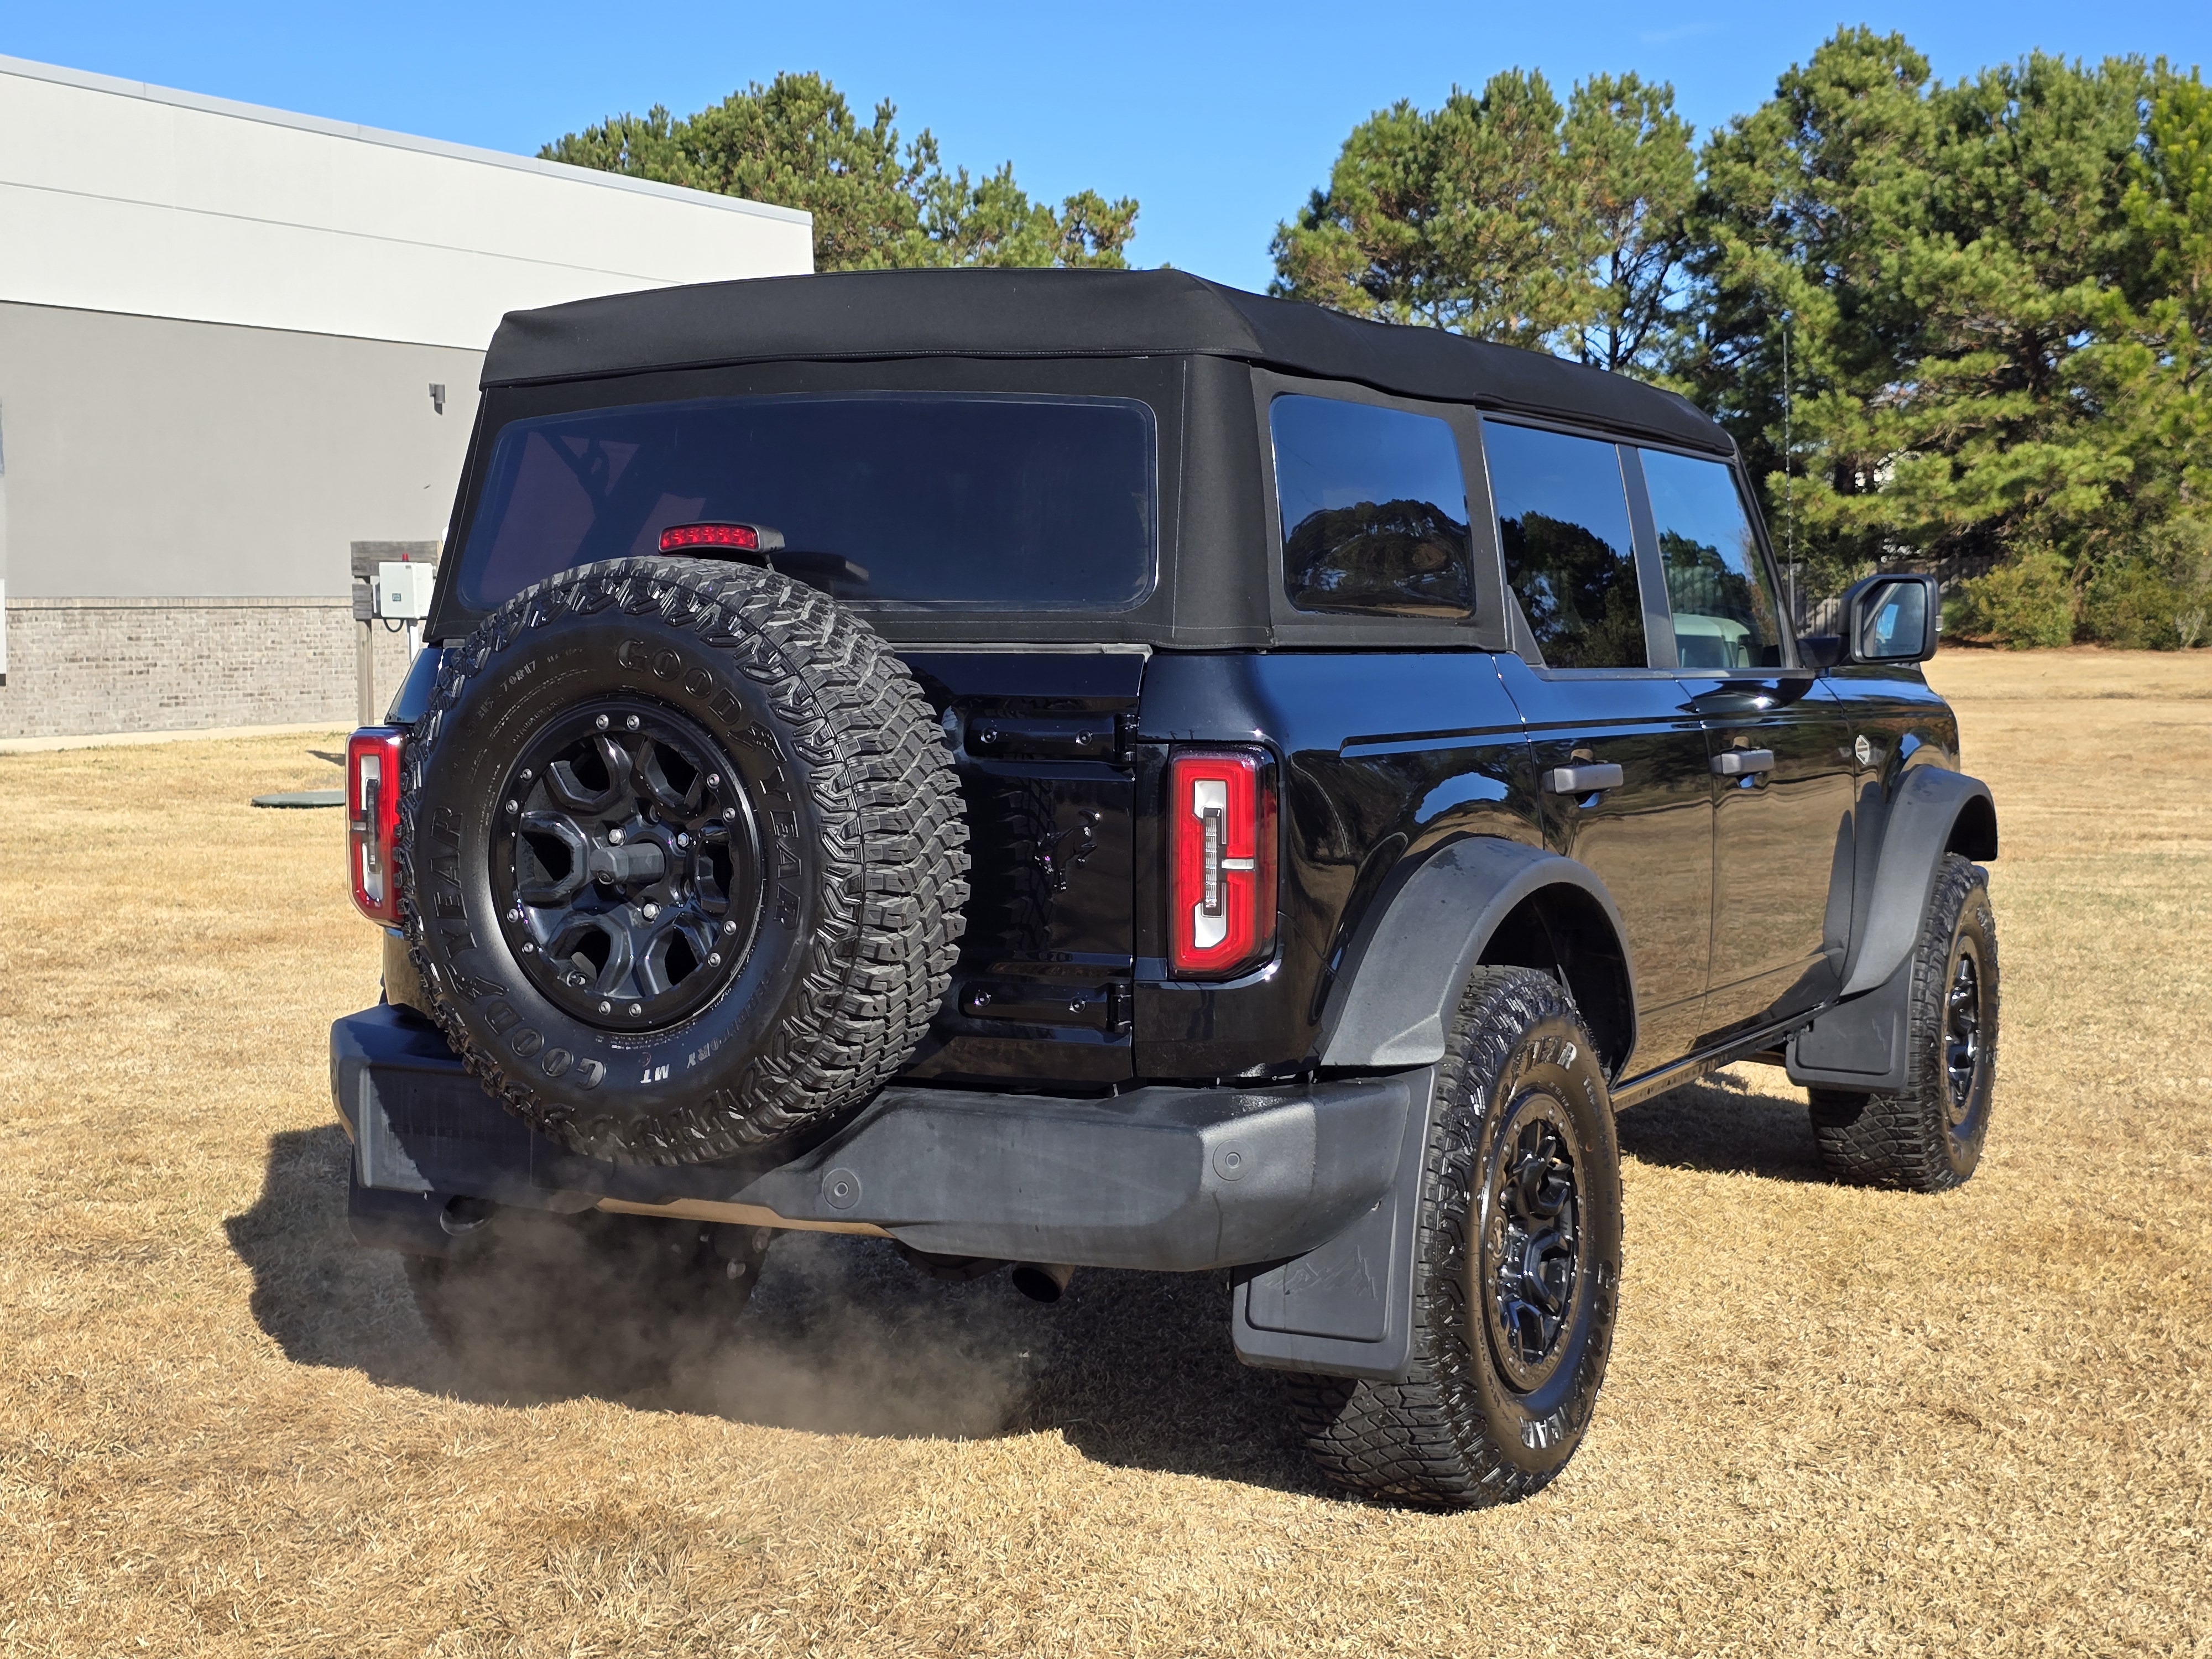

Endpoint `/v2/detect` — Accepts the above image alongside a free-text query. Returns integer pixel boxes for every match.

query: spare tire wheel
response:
[398,555,969,1165]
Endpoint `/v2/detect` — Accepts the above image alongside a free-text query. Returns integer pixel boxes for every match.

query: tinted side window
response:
[1270,395,1473,618]
[1484,421,1646,669]
[1642,449,1783,670]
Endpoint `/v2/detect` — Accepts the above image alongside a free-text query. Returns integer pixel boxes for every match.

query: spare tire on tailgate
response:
[398,555,969,1165]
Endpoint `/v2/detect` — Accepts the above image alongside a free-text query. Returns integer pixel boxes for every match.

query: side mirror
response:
[1841,573,1940,665]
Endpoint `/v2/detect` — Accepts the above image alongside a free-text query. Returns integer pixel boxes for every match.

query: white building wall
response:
[0,55,813,348]
[0,301,484,598]
[0,54,813,735]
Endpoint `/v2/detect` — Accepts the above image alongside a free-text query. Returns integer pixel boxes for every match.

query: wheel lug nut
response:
[608,827,624,844]
[643,902,660,919]
[595,714,609,731]
[676,832,691,848]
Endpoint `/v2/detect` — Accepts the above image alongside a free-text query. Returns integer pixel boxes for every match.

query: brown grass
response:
[2,650,2208,1657]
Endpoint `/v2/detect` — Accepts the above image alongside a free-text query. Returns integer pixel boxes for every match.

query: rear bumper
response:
[331,1004,1420,1272]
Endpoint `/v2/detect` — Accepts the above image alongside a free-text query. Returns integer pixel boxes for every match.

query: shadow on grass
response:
[1616,1065,1832,1184]
[224,1125,1320,1494]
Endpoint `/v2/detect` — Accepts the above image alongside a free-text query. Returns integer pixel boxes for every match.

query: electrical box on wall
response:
[373,561,435,620]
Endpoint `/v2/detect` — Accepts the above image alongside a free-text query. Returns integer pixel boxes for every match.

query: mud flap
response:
[1786,951,1913,1093]
[1229,1066,1436,1382]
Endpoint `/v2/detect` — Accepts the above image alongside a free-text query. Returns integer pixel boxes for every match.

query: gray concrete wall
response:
[0,299,482,734]
[0,299,483,599]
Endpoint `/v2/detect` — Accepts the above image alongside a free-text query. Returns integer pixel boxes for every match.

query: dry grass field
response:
[2,649,2208,1657]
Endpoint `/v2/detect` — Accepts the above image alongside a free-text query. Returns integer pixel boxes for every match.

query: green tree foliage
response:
[1271,71,1694,373]
[2127,72,2212,393]
[1284,33,2212,646]
[1270,72,1580,344]
[1558,75,1697,373]
[542,72,1136,272]
[1682,36,2211,643]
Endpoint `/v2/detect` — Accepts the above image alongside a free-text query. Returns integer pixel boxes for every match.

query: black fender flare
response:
[1838,765,1999,998]
[1316,836,1637,1070]
[1790,765,1997,1091]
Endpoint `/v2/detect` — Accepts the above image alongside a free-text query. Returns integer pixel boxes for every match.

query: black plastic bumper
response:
[331,1005,1422,1274]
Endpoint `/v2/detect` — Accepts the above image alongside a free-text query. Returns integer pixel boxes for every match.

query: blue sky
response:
[7,2,2209,291]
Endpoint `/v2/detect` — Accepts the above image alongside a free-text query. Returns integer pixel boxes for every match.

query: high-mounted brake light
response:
[659,521,783,554]
[347,728,406,925]
[1168,749,1277,978]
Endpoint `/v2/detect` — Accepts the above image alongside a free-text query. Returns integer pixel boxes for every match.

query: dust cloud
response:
[409,1209,1054,1439]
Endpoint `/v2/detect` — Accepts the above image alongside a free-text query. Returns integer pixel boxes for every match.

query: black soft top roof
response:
[481,269,1730,455]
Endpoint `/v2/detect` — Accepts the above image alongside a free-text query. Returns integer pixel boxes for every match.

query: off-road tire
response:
[1809,854,1997,1192]
[1283,967,1623,1508]
[404,1208,771,1392]
[399,556,968,1165]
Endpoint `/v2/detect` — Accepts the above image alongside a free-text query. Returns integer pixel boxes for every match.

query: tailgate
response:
[896,649,1144,1087]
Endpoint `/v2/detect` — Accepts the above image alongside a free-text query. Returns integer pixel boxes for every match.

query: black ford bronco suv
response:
[332,268,1999,1508]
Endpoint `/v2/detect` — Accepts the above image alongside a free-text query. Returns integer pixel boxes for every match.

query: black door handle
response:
[1543,763,1625,795]
[1711,749,1776,778]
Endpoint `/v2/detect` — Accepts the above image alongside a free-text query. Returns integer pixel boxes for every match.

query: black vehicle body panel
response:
[1130,649,1541,1079]
[1496,656,1713,1071]
[900,649,1145,1084]
[336,1003,1417,1273]
[344,269,2000,1384]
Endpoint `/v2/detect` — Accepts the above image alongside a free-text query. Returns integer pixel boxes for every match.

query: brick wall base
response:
[0,597,420,739]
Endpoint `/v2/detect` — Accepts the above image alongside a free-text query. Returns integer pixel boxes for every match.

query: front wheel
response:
[1284,967,1624,1508]
[1809,853,1998,1193]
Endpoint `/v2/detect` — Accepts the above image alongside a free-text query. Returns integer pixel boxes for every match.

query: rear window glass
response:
[1484,421,1647,669]
[1269,395,1473,618]
[456,393,1157,613]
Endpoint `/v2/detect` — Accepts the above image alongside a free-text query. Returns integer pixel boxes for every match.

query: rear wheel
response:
[404,1207,771,1392]
[1284,967,1623,1508]
[1809,853,1997,1192]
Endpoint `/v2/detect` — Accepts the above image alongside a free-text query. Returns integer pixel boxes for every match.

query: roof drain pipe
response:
[1010,1262,1077,1304]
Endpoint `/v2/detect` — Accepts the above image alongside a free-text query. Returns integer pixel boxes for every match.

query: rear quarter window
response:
[1269,395,1473,619]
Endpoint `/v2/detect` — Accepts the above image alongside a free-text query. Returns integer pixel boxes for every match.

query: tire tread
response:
[1809,853,1997,1193]
[398,556,968,1164]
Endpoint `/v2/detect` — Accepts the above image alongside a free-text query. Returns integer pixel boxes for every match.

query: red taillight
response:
[1168,748,1277,978]
[347,728,406,925]
[659,521,763,553]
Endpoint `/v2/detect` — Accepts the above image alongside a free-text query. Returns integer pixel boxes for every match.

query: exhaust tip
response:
[1010,1261,1076,1304]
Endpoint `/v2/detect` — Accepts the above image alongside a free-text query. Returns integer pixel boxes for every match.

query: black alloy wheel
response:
[495,699,761,1034]
[1282,966,1623,1509]
[1943,943,1985,1132]
[1480,1093,1587,1395]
